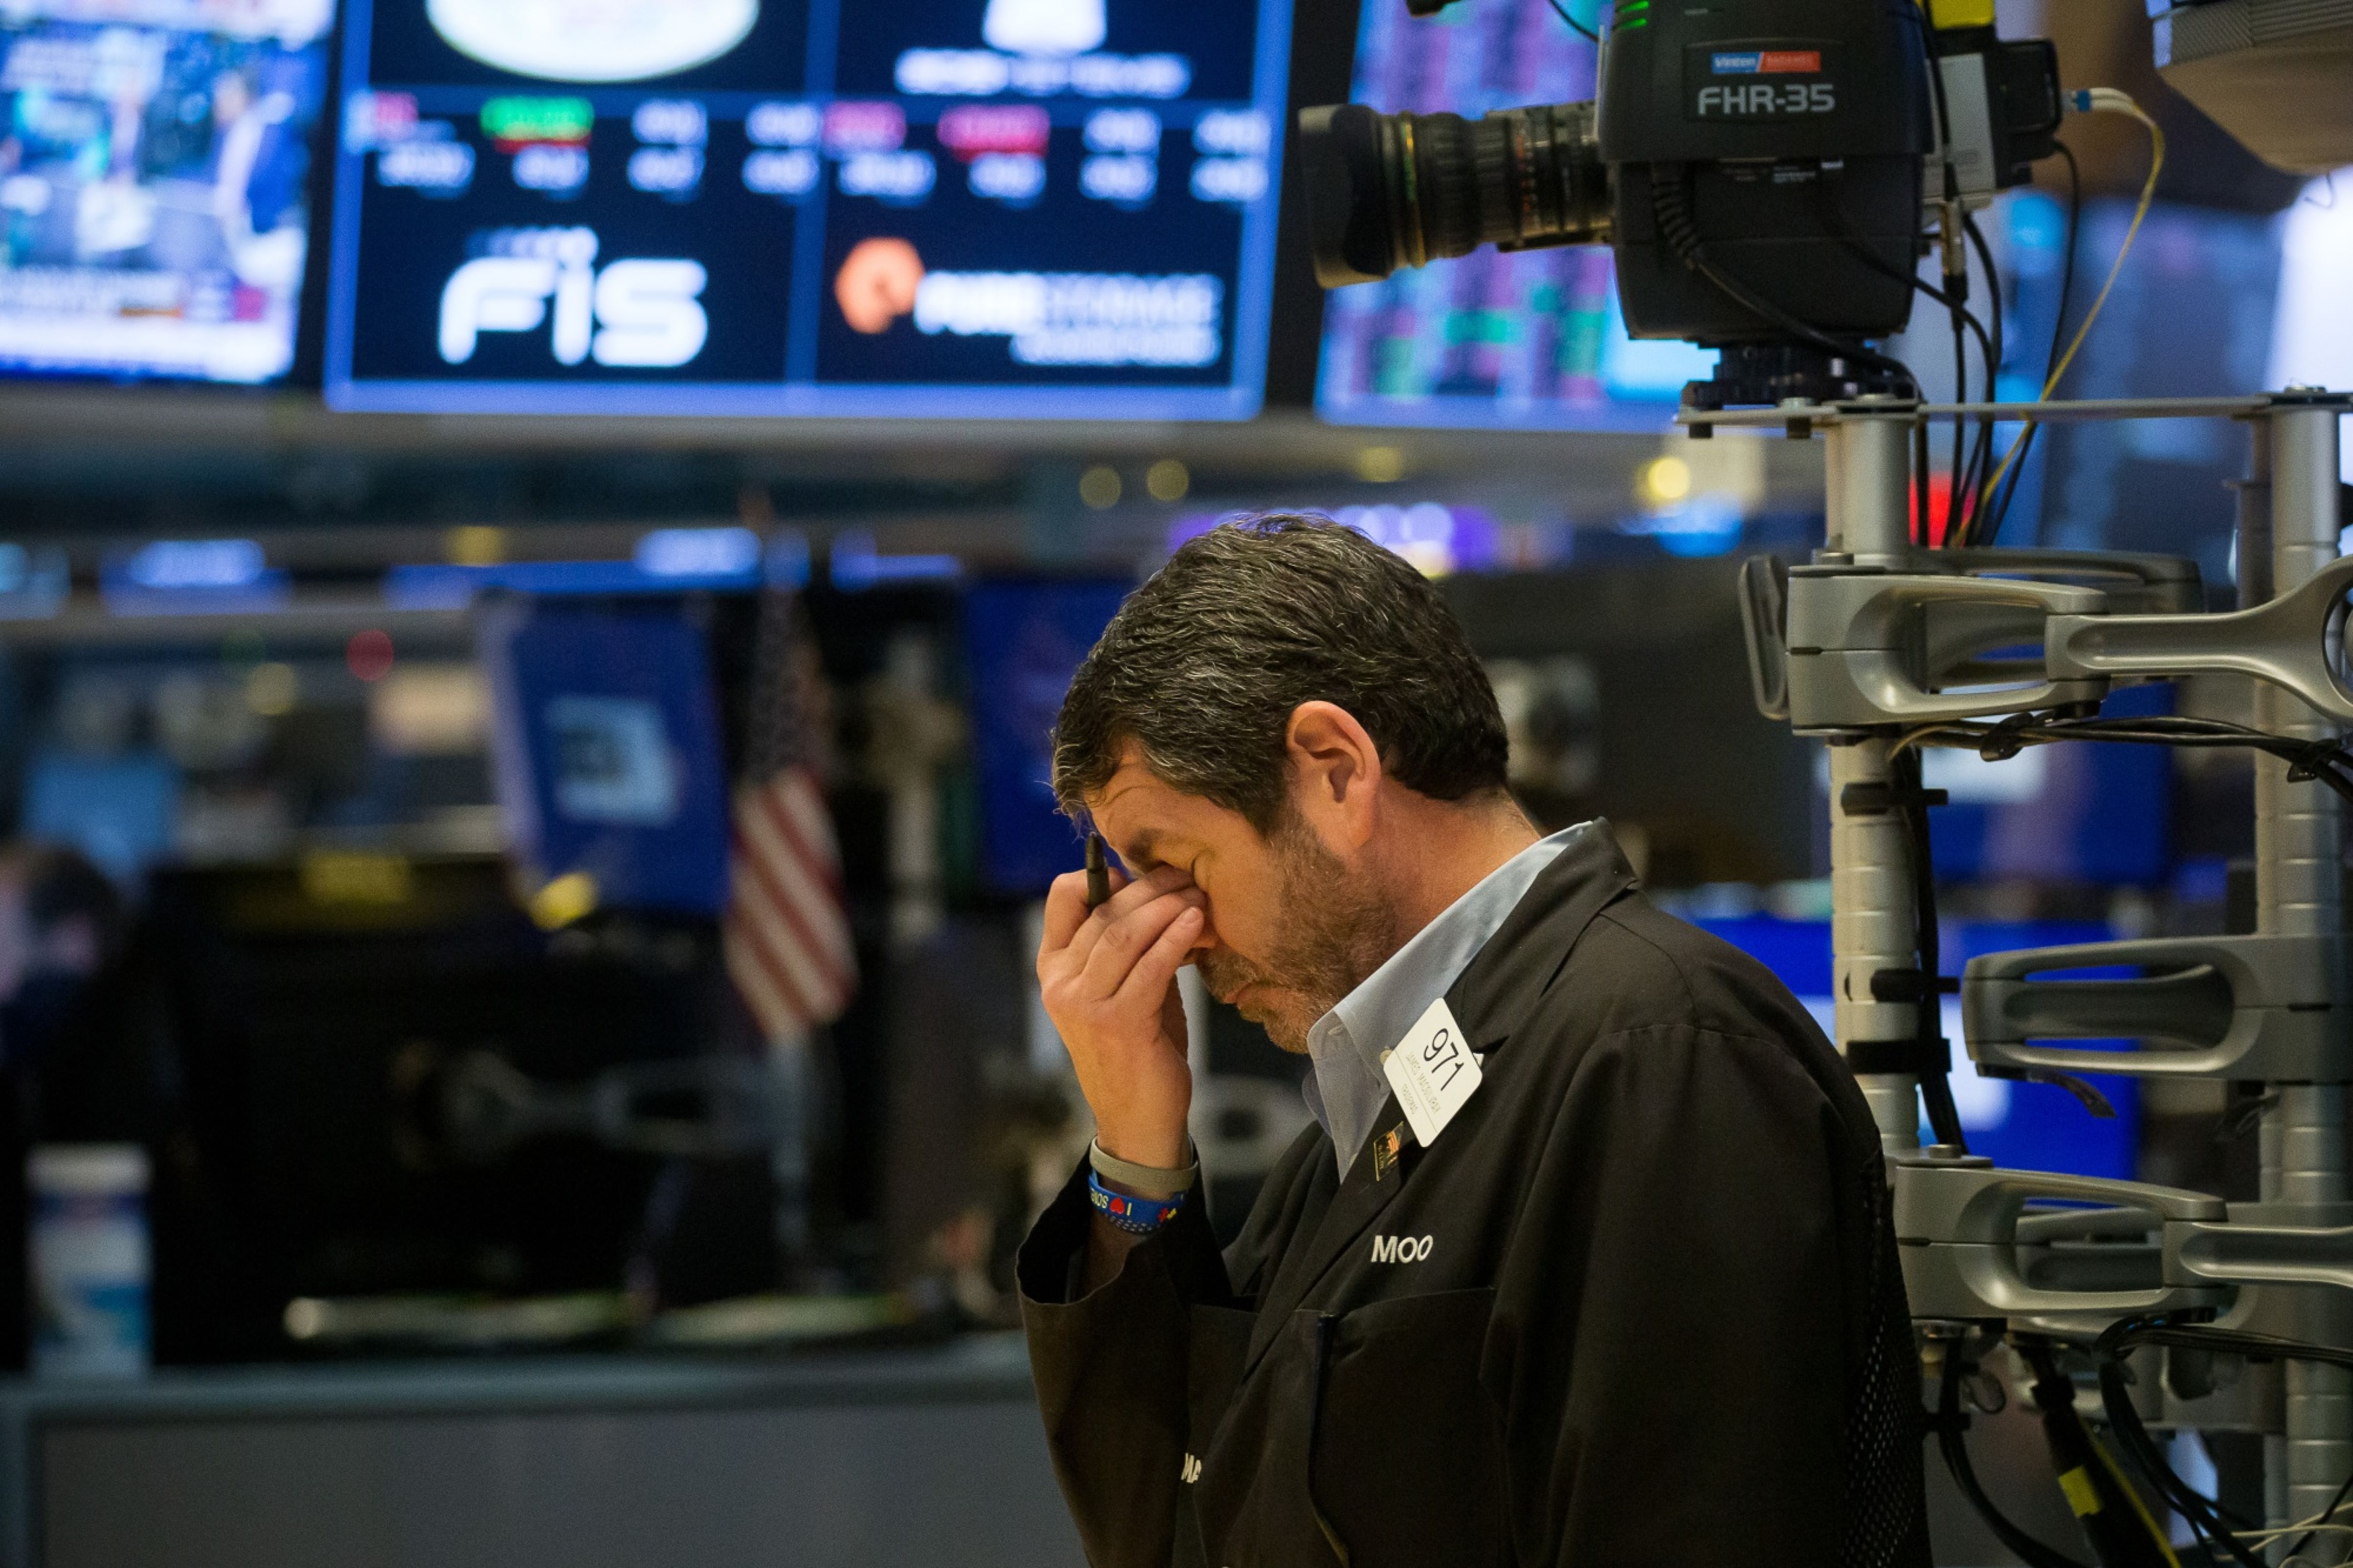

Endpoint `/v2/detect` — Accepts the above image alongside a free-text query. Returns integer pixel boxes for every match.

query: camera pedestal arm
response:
[2047,552,2353,724]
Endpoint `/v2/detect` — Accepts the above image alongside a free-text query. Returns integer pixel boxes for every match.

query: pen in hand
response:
[1086,832,1110,909]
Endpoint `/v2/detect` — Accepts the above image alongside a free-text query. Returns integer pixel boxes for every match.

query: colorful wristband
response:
[1088,1137,1197,1198]
[1088,1169,1189,1234]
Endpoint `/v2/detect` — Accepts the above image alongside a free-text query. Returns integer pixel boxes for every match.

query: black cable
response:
[1855,244,1996,377]
[1915,416,1934,550]
[2095,1353,2250,1562]
[1687,243,1919,394]
[2020,1339,2185,1568]
[1805,184,1993,544]
[2086,1319,2346,1565]
[1987,140,2083,543]
[1959,215,2005,546]
[1918,9,1976,548]
[1902,713,2353,812]
[1938,1344,2091,1568]
[1651,172,1921,397]
[1808,172,1996,374]
[2049,139,2083,386]
[1951,310,1969,543]
[1893,746,1966,1150]
[1545,0,1600,42]
[1967,216,2006,414]
[2098,1365,2257,1568]
[1921,22,1961,219]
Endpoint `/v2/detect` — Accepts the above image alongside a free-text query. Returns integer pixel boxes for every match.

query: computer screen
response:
[1312,0,1715,432]
[964,577,1127,893]
[0,0,333,384]
[2009,197,2285,584]
[323,0,1291,418]
[2268,175,2353,485]
[1917,685,2175,887]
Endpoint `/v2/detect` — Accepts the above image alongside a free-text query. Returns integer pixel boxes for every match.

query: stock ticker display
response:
[324,0,1292,417]
[1315,0,1715,432]
[0,0,333,384]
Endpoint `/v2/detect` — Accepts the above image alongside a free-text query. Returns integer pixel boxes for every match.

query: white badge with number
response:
[1382,997,1483,1148]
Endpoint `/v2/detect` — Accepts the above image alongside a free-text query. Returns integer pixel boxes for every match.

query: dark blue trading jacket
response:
[1018,820,1930,1568]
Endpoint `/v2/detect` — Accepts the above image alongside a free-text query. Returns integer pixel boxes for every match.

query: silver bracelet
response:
[1088,1137,1198,1198]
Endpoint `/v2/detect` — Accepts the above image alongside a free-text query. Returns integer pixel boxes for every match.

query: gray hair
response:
[1052,515,1509,830]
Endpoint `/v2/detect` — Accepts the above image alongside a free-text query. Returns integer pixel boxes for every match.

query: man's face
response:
[1085,751,1397,1052]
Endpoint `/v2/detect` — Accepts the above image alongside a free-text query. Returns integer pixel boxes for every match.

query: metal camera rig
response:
[1726,388,2353,1560]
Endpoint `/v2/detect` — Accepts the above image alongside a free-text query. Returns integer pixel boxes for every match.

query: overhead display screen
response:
[323,0,1291,418]
[1314,0,1713,432]
[0,0,333,384]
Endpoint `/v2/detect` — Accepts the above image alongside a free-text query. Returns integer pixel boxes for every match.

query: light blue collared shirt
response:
[1299,824,1585,1174]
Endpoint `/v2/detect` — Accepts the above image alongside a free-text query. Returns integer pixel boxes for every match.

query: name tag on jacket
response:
[1382,997,1482,1147]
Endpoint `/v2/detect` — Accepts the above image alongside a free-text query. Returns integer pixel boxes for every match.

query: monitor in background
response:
[2023,199,2284,584]
[325,0,1292,418]
[480,601,733,916]
[1920,684,2175,888]
[1442,561,1816,885]
[116,855,754,1359]
[1696,915,2140,1181]
[2268,175,2353,485]
[1312,0,1715,432]
[20,749,179,883]
[0,0,333,383]
[964,578,1128,894]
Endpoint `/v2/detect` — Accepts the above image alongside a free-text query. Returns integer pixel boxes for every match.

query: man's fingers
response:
[1041,862,1158,969]
[1043,863,1193,978]
[1040,867,1119,952]
[1077,887,1204,996]
[1114,904,1205,1012]
[1106,863,1191,914]
[1041,859,1180,952]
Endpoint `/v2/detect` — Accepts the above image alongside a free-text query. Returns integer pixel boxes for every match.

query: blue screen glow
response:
[1698,915,2141,1182]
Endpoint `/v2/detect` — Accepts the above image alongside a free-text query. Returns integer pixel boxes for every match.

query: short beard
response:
[1196,813,1398,1054]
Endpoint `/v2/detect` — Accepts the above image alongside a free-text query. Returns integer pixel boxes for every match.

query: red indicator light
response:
[348,628,395,682]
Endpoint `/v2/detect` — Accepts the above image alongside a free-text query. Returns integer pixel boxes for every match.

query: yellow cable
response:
[1975,90,2167,519]
[2043,92,2165,398]
[2090,1427,2185,1568]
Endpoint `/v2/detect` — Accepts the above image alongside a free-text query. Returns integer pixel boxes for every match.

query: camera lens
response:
[1298,101,1610,287]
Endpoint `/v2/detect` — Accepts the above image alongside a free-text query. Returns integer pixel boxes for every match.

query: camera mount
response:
[1710,388,2353,1541]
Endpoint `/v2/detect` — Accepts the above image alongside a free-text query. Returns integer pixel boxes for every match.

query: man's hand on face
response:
[1037,861,1206,1171]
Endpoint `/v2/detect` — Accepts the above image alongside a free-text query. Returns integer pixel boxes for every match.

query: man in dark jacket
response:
[1021,516,1929,1567]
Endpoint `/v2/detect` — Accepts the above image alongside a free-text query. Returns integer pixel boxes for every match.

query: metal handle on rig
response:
[1782,569,2111,729]
[2174,1220,2353,1294]
[1962,932,2353,1083]
[1736,545,2200,727]
[1951,548,2205,613]
[1892,1156,2233,1328]
[2048,551,2353,723]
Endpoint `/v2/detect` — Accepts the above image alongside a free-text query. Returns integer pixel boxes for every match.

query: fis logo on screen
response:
[438,227,709,369]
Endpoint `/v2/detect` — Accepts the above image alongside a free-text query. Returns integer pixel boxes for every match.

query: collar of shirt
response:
[1299,824,1583,1175]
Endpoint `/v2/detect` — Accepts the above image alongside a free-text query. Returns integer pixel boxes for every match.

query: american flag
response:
[724,584,857,1040]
